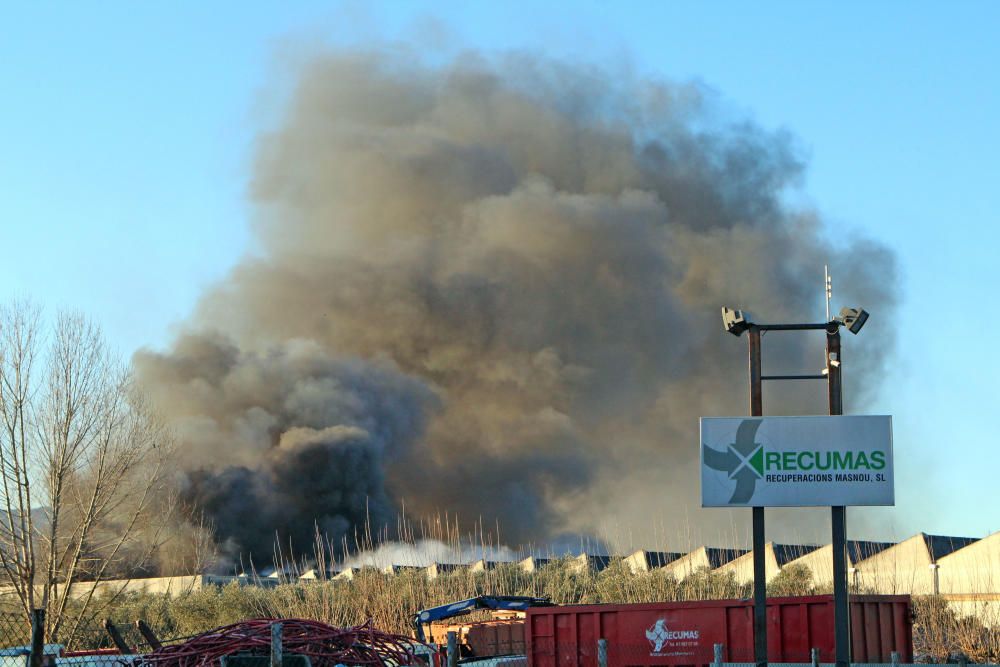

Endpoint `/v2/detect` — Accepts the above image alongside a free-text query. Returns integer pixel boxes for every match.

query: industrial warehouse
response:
[6,530,990,665]
[62,531,1000,618]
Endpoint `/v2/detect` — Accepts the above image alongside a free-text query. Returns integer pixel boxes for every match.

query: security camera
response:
[721,307,751,336]
[837,307,869,335]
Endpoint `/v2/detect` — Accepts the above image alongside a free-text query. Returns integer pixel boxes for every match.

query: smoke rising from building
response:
[135,49,898,561]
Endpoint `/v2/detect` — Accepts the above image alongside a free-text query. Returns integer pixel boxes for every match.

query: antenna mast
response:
[824,265,832,321]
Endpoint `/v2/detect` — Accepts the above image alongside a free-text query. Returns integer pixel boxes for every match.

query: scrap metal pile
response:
[136,618,423,667]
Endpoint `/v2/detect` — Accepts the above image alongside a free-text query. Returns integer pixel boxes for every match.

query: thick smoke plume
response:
[135,49,897,561]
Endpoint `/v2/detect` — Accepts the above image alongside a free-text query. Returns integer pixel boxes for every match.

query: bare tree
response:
[153,508,219,577]
[0,301,175,641]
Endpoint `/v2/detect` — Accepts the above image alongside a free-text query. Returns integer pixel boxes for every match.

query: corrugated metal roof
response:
[705,547,748,569]
[846,540,896,562]
[574,554,612,572]
[936,530,1000,564]
[425,562,464,577]
[772,543,821,566]
[519,556,553,571]
[641,551,684,568]
[922,533,979,562]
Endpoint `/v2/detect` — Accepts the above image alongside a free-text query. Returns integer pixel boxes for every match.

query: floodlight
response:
[721,307,751,337]
[837,307,869,335]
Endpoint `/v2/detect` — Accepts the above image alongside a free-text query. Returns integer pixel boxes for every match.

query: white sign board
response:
[700,415,894,507]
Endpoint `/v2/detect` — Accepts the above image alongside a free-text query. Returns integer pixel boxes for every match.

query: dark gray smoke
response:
[135,49,898,559]
[137,333,435,559]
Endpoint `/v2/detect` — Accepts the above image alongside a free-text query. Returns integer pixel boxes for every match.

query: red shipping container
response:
[527,595,912,667]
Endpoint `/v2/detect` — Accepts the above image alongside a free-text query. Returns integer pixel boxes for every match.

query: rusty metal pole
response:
[749,325,763,416]
[749,325,767,667]
[135,620,163,651]
[102,619,134,655]
[29,609,44,667]
[827,327,850,667]
[827,326,843,415]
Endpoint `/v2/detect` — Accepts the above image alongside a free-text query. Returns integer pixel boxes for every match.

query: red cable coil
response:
[135,618,428,667]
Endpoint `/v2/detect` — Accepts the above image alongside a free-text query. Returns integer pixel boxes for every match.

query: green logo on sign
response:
[703,419,763,504]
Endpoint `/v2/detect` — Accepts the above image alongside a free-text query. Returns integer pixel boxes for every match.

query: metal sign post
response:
[827,327,851,667]
[714,302,882,667]
[748,325,766,667]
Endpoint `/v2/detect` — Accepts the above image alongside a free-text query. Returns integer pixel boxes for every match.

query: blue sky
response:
[2,2,997,540]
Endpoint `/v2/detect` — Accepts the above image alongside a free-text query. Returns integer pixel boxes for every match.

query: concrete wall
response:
[623,550,650,574]
[942,594,1000,627]
[938,532,1000,595]
[58,574,252,599]
[661,547,711,580]
[623,550,682,574]
[784,544,839,587]
[518,557,551,572]
[854,535,934,594]
[424,563,462,579]
[715,543,780,584]
[468,560,503,573]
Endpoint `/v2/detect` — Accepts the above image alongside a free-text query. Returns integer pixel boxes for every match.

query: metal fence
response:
[0,613,30,649]
[456,657,527,667]
[0,610,160,667]
[523,638,1000,667]
[66,618,153,654]
[3,614,998,667]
